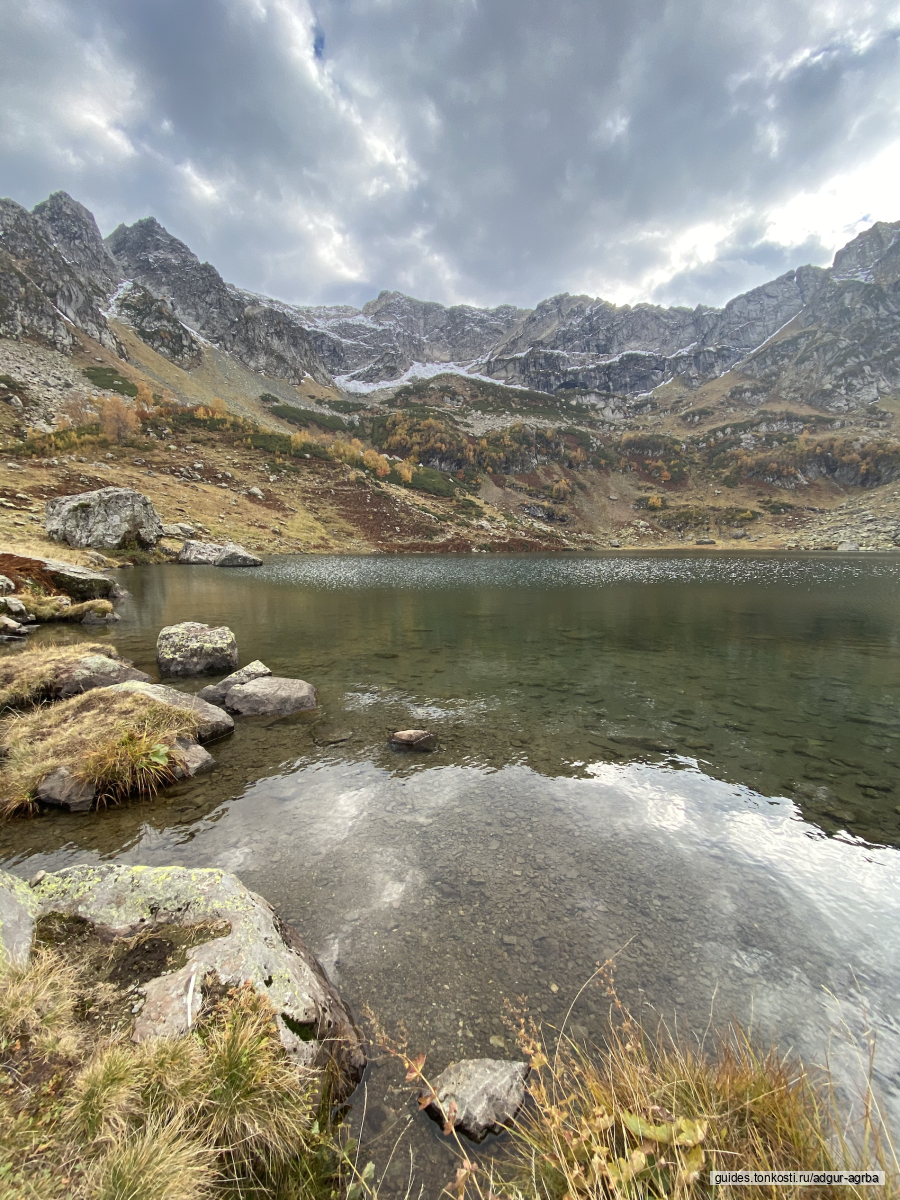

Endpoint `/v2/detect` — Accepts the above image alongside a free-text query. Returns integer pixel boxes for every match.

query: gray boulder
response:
[107,680,234,741]
[176,539,223,564]
[81,609,120,624]
[38,558,113,600]
[197,659,271,706]
[161,522,196,539]
[51,653,150,699]
[45,487,163,550]
[0,615,26,637]
[216,542,263,567]
[838,540,860,552]
[156,621,239,677]
[35,767,96,812]
[225,676,317,716]
[176,539,262,567]
[0,596,33,621]
[0,575,15,594]
[422,1058,528,1142]
[1,864,365,1092]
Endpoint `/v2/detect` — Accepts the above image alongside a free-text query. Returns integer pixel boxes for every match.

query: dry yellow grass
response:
[0,951,331,1200]
[0,641,115,710]
[0,688,199,815]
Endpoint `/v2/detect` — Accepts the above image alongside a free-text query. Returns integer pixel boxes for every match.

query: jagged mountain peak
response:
[832,220,900,281]
[32,190,121,295]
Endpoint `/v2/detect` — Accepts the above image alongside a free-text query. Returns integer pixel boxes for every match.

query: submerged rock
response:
[45,487,163,550]
[156,621,239,677]
[107,680,234,741]
[51,652,150,699]
[3,863,365,1092]
[422,1058,528,1142]
[225,676,317,716]
[196,659,271,706]
[35,767,96,812]
[390,729,437,751]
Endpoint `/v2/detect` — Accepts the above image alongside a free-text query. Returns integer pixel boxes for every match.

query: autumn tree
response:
[57,393,98,429]
[99,396,138,444]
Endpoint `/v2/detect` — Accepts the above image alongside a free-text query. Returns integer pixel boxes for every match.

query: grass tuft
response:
[0,641,116,711]
[67,1043,143,1144]
[0,689,198,816]
[84,1123,214,1200]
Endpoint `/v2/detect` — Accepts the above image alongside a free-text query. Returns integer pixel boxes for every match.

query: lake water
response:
[2,552,899,1189]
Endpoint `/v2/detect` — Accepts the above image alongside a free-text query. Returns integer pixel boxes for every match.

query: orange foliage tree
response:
[98,397,139,444]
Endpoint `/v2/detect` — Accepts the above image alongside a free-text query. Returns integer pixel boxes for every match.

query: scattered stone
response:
[107,680,234,741]
[609,539,621,548]
[608,494,619,501]
[421,1058,528,1142]
[156,621,239,677]
[390,729,437,751]
[51,653,150,699]
[35,767,96,812]
[0,596,32,620]
[248,486,264,499]
[695,538,716,545]
[161,522,196,539]
[45,487,163,549]
[0,576,14,594]
[196,660,271,706]
[7,864,366,1090]
[225,676,317,716]
[0,615,26,636]
[838,541,860,552]
[171,738,216,779]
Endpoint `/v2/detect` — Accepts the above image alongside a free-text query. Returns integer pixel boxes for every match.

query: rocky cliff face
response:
[0,198,119,353]
[2,188,900,418]
[105,218,332,385]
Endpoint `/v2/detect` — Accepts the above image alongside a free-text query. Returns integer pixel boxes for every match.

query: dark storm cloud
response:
[1,0,898,310]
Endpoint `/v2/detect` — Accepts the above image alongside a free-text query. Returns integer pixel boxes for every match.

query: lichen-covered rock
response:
[422,1058,529,1142]
[161,522,196,539]
[107,680,234,741]
[0,576,16,594]
[0,871,37,968]
[45,487,163,550]
[225,676,317,716]
[197,660,271,706]
[51,653,150,699]
[35,767,95,812]
[13,864,365,1091]
[156,621,239,677]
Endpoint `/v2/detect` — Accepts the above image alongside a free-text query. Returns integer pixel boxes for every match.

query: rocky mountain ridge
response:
[2,190,900,418]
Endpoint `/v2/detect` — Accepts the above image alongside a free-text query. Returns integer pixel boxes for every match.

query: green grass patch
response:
[82,367,138,397]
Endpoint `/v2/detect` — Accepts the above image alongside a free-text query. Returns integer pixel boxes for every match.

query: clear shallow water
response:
[2,552,899,1188]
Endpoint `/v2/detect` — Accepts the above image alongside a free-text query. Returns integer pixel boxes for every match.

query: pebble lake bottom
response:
[2,551,899,1193]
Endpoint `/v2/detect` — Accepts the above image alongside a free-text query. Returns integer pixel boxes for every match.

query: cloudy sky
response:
[2,0,899,311]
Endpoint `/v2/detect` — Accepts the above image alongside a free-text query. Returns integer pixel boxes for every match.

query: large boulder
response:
[156,621,239,677]
[197,659,271,706]
[107,680,234,740]
[177,539,262,567]
[0,864,366,1093]
[51,652,150,699]
[421,1059,529,1142]
[225,676,317,716]
[45,487,163,550]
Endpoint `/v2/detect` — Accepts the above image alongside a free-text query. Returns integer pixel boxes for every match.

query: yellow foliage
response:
[98,396,138,444]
